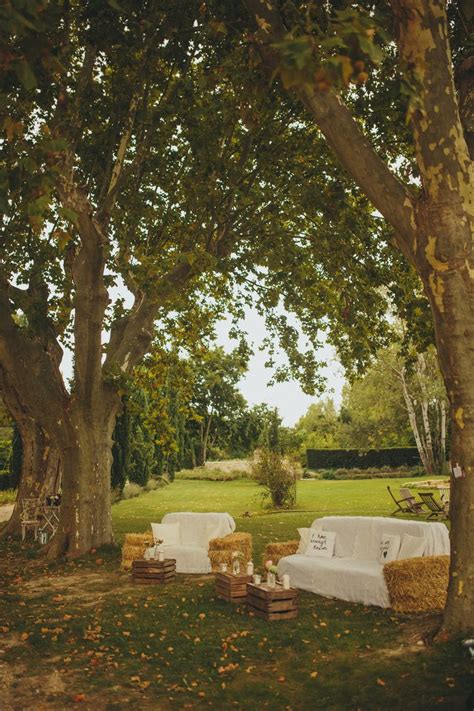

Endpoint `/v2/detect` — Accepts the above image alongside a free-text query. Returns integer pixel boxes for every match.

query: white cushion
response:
[159,544,211,574]
[151,522,181,546]
[398,533,426,560]
[297,527,312,554]
[305,530,336,558]
[378,534,401,564]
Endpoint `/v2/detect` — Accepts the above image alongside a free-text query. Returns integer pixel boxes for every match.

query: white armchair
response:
[151,512,236,574]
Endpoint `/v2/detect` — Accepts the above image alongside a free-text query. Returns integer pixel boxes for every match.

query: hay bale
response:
[262,540,299,567]
[383,555,450,613]
[208,532,252,572]
[121,532,153,570]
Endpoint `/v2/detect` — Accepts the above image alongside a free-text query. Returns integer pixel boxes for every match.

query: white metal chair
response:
[20,498,42,541]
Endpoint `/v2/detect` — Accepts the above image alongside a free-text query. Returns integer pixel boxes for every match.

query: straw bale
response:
[124,532,153,547]
[262,540,299,567]
[209,532,251,555]
[208,532,252,572]
[121,532,153,570]
[383,555,449,613]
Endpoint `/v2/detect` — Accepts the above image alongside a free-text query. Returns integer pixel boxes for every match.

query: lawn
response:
[1,477,471,710]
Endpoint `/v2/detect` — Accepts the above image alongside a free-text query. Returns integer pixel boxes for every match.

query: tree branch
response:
[242,0,418,263]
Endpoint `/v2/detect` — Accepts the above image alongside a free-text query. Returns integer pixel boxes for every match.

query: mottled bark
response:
[45,403,118,558]
[1,421,59,538]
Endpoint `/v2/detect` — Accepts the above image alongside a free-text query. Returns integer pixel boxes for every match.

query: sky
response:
[214,308,346,426]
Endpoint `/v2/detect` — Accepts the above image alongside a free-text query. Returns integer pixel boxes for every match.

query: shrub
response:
[251,449,300,509]
[122,482,144,499]
[318,465,425,481]
[175,467,248,481]
[0,489,16,505]
[145,478,164,492]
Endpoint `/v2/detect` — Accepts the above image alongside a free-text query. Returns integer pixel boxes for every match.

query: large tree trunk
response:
[0,366,60,537]
[45,406,118,558]
[1,421,59,538]
[419,255,474,634]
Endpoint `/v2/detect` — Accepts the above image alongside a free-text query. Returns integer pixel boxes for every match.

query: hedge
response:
[307,447,421,470]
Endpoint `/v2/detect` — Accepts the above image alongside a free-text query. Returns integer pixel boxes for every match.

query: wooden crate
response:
[246,582,298,620]
[215,572,252,603]
[131,559,176,585]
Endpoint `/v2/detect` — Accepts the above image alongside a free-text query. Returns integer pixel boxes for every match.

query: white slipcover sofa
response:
[277,516,450,608]
[151,512,235,574]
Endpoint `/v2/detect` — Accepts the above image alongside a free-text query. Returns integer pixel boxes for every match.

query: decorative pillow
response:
[297,527,312,554]
[151,522,181,546]
[305,530,336,558]
[378,534,401,564]
[398,533,426,560]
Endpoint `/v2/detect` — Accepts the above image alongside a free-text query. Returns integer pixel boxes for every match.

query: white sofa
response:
[277,516,450,608]
[151,512,235,574]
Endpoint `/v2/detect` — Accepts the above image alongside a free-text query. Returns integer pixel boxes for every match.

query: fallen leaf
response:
[376,679,386,687]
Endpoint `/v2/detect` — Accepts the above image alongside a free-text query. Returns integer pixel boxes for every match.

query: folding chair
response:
[387,486,425,516]
[418,492,448,520]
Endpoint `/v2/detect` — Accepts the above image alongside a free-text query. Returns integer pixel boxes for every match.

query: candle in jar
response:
[253,573,261,585]
[158,551,165,562]
[221,563,228,573]
[282,574,290,590]
[246,561,254,576]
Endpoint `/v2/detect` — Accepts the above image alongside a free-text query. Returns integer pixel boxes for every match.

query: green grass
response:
[0,489,16,505]
[0,477,471,710]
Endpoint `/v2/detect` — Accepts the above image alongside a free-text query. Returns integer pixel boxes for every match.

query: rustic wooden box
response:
[246,582,298,620]
[131,559,176,585]
[215,572,252,603]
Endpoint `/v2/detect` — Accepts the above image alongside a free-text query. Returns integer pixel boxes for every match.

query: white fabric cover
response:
[398,533,426,560]
[162,512,235,545]
[158,544,211,574]
[279,554,391,607]
[151,522,181,545]
[378,534,401,564]
[305,530,336,558]
[155,512,236,574]
[278,516,450,608]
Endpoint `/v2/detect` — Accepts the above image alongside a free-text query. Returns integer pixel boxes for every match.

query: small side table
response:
[131,559,176,585]
[215,572,252,603]
[246,582,298,620]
